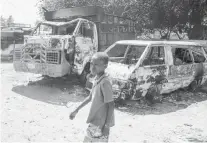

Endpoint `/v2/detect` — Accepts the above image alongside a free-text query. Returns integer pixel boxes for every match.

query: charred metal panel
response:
[201,63,207,84]
[106,62,135,80]
[44,6,104,21]
[73,37,94,75]
[169,64,193,78]
[167,64,194,92]
[128,65,168,99]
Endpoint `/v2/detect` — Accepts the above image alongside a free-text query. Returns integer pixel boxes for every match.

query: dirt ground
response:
[1,63,207,143]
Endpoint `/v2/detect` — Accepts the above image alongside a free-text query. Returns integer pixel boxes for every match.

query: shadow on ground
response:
[12,74,207,115]
[187,137,207,143]
[116,86,207,115]
[12,75,89,106]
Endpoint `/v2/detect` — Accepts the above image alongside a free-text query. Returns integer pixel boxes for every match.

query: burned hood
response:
[106,62,135,81]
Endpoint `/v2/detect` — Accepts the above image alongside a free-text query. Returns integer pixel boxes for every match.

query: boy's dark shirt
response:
[86,73,115,128]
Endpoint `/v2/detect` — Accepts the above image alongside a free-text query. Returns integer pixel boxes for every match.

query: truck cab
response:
[13,6,136,83]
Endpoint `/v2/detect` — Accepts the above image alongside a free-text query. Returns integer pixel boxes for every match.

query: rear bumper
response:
[13,61,70,77]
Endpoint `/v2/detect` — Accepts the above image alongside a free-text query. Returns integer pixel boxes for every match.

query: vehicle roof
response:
[115,40,202,46]
[40,18,87,26]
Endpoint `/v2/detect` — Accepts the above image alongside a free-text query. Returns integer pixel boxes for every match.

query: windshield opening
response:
[32,21,78,36]
[106,44,147,65]
[190,46,206,63]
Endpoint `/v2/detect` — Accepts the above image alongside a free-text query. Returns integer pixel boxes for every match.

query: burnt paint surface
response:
[128,65,167,99]
[73,37,96,74]
[111,62,207,100]
[87,43,207,101]
[192,63,205,86]
[109,65,168,100]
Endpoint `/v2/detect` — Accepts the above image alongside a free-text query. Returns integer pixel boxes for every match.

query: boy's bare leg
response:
[83,125,110,143]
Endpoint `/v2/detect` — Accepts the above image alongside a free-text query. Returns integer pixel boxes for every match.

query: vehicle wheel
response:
[145,85,162,105]
[145,93,154,105]
[188,80,198,92]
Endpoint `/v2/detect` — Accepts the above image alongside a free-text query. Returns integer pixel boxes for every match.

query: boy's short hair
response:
[93,52,109,65]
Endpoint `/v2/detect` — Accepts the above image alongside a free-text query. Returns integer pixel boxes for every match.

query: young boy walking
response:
[69,52,115,142]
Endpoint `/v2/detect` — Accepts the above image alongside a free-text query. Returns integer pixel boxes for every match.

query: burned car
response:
[87,40,207,101]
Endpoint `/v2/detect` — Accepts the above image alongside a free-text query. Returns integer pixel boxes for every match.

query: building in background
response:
[1,23,33,61]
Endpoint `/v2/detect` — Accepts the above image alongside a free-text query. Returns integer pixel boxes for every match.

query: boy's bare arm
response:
[74,93,92,112]
[69,93,92,120]
[103,101,114,128]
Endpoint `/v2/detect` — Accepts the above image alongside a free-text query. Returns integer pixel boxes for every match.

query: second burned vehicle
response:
[87,40,207,102]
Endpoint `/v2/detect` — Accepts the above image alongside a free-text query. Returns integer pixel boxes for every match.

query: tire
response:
[145,85,162,105]
[188,80,198,92]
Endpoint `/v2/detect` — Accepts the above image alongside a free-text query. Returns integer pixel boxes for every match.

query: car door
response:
[190,46,207,85]
[202,46,207,84]
[165,45,194,93]
[73,21,96,75]
[134,45,168,97]
[106,44,132,80]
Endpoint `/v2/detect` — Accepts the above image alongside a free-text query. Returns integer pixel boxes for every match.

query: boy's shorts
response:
[83,124,110,142]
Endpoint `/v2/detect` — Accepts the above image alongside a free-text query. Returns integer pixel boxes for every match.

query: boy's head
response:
[90,52,109,75]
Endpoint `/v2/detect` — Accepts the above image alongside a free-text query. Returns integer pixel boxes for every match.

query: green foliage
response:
[37,0,207,39]
[7,15,14,25]
[1,16,7,27]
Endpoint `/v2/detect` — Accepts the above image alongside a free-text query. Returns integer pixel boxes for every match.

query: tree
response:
[37,0,207,40]
[37,0,131,19]
[123,0,207,40]
[119,0,188,39]
[7,15,14,26]
[1,15,15,27]
[1,16,7,27]
[187,0,207,39]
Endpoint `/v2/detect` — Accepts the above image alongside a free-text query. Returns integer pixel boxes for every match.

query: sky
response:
[0,0,41,26]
